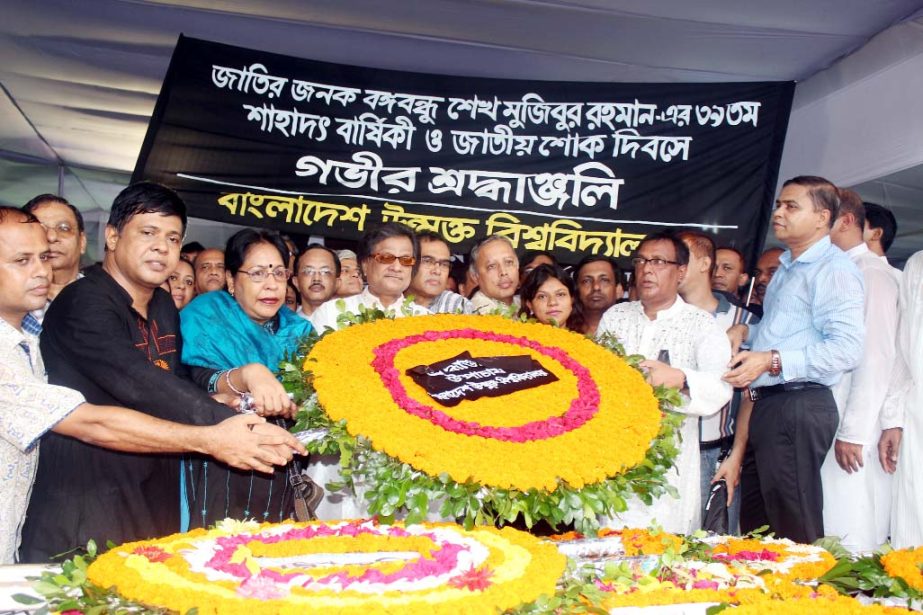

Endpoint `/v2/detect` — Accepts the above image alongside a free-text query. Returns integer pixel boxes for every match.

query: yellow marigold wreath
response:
[306,314,661,492]
[86,519,565,615]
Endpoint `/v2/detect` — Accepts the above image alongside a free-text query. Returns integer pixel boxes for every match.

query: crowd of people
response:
[1,174,920,566]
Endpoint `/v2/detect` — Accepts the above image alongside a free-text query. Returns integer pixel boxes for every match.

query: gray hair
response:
[336,249,357,261]
[468,234,517,276]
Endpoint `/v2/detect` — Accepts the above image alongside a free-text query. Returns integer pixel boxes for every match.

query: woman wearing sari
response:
[180,228,313,528]
[518,264,586,332]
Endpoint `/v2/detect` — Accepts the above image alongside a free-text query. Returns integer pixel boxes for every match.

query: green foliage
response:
[13,541,165,614]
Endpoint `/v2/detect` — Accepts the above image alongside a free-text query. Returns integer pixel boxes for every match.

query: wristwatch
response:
[768,349,782,377]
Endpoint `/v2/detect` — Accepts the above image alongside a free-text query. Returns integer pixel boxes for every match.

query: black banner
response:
[134,35,794,266]
[406,352,558,407]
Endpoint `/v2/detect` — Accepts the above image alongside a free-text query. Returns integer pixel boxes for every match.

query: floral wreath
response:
[284,311,684,534]
[85,518,565,614]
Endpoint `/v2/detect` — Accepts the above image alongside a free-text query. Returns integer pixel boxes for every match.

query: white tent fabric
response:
[2,0,923,259]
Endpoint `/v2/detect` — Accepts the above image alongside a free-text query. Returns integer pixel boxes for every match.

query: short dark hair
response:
[782,175,839,228]
[716,246,746,272]
[296,243,342,277]
[518,263,585,332]
[357,222,420,278]
[107,182,187,233]
[573,254,623,288]
[864,202,898,253]
[224,228,290,276]
[836,189,866,229]
[520,251,558,274]
[23,194,85,233]
[637,230,690,266]
[0,206,39,225]
[181,241,205,255]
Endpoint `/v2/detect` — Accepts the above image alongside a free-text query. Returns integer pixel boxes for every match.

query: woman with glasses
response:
[178,228,313,528]
[309,222,430,334]
[518,264,585,332]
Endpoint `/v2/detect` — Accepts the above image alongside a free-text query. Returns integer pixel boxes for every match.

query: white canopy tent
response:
[2,0,923,262]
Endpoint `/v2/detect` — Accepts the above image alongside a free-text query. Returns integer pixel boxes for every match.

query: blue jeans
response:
[701,446,740,535]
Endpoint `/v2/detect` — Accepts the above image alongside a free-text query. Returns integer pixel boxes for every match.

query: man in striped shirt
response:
[724,176,865,544]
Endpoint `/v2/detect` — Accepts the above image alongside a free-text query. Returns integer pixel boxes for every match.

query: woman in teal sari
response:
[180,229,313,528]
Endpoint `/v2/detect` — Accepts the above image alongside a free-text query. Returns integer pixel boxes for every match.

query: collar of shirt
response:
[845,242,870,260]
[632,294,687,322]
[711,291,733,316]
[359,287,406,311]
[84,263,136,310]
[779,235,832,269]
[0,317,29,353]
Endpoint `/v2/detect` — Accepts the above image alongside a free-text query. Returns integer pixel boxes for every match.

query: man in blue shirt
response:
[724,175,864,543]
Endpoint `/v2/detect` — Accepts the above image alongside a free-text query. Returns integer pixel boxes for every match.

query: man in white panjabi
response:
[877,250,923,549]
[821,190,899,553]
[597,231,732,534]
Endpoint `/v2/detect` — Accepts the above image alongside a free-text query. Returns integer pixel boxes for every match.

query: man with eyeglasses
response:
[293,244,341,318]
[193,247,226,294]
[310,223,429,335]
[597,230,731,534]
[22,194,87,324]
[408,231,473,314]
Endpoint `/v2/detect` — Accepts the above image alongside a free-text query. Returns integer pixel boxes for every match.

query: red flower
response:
[132,545,170,563]
[448,566,494,591]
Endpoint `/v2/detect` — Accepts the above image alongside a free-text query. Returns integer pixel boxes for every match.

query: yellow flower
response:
[306,315,661,492]
[882,546,923,592]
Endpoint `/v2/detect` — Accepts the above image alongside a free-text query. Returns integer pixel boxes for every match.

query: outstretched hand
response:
[205,414,306,473]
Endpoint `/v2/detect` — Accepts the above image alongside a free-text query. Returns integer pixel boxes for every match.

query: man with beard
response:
[573,255,623,335]
[22,195,87,323]
[193,247,226,294]
[294,244,340,318]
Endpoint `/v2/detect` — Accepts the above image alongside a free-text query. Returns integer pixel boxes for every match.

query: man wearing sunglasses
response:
[22,194,87,324]
[310,223,429,334]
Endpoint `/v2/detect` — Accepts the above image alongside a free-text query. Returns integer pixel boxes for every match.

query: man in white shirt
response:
[863,202,902,284]
[468,235,521,315]
[598,231,732,533]
[877,250,923,548]
[822,189,899,553]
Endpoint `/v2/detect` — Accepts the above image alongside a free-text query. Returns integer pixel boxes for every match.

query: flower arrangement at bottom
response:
[285,314,684,535]
[84,518,566,615]
[512,530,910,615]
